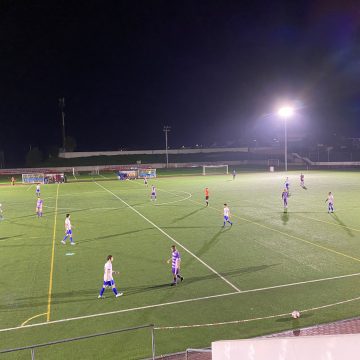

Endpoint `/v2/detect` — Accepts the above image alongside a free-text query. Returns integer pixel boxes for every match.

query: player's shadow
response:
[281,212,289,225]
[0,234,24,241]
[172,207,206,223]
[2,289,97,310]
[195,229,229,258]
[331,213,354,237]
[184,264,280,286]
[122,283,170,296]
[80,228,154,243]
[301,186,308,190]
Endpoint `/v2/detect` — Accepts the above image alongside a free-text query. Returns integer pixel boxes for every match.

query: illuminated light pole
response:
[163,125,171,168]
[58,98,66,151]
[278,106,294,172]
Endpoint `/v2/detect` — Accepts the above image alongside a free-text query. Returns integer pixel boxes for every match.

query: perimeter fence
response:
[0,324,155,360]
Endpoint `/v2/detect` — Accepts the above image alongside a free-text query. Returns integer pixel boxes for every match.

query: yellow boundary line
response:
[47,183,60,322]
[189,199,360,264]
[21,312,47,327]
[296,214,360,233]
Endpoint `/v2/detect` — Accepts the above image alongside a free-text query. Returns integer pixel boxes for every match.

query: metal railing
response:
[185,348,211,359]
[0,324,155,359]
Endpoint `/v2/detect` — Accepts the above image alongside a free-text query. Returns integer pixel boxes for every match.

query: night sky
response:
[1,0,360,163]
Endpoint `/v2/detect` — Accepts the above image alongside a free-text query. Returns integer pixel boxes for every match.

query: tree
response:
[26,147,43,167]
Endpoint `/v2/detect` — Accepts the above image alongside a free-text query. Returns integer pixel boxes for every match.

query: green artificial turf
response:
[1,170,360,359]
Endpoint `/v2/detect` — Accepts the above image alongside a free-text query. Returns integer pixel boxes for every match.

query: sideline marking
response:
[21,313,47,327]
[2,271,360,333]
[297,214,360,233]
[154,294,360,330]
[189,199,360,264]
[47,183,60,322]
[94,181,241,293]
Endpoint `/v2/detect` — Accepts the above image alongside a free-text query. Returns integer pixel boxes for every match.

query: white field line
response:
[26,184,34,191]
[154,294,360,330]
[2,271,360,333]
[94,181,241,293]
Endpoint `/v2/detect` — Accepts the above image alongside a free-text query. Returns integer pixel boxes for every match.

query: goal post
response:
[202,164,229,176]
[267,159,280,167]
[22,173,45,184]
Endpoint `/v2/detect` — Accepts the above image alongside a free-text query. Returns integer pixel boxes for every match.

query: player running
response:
[167,245,183,286]
[223,203,233,227]
[282,189,288,212]
[144,176,148,187]
[300,173,304,187]
[35,184,41,197]
[205,187,209,206]
[151,185,157,201]
[98,255,123,298]
[325,192,334,213]
[36,198,43,217]
[61,214,75,245]
[232,170,236,180]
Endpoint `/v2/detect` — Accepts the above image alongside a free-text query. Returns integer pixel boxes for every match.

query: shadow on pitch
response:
[331,213,354,237]
[196,229,229,258]
[0,234,25,241]
[80,228,154,244]
[1,289,97,311]
[172,207,206,223]
[281,211,289,225]
[182,264,280,287]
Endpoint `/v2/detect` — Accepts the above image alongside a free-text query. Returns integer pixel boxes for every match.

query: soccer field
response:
[1,170,360,359]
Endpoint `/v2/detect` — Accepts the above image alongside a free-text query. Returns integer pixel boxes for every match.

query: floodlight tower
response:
[278,106,294,172]
[58,98,66,151]
[163,125,171,168]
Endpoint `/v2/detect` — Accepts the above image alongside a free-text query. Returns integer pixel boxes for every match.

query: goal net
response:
[202,165,228,176]
[267,159,280,167]
[22,173,45,184]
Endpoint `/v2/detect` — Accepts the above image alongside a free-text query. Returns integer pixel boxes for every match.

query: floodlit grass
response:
[1,170,360,359]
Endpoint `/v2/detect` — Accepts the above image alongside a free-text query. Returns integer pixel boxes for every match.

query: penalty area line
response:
[94,181,241,293]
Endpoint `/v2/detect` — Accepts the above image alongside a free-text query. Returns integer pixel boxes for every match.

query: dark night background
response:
[1,0,360,165]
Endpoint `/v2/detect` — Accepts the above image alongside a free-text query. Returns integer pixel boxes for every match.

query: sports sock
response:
[99,287,105,296]
[112,287,118,295]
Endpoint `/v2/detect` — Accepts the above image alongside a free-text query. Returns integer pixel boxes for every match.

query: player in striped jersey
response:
[167,245,183,286]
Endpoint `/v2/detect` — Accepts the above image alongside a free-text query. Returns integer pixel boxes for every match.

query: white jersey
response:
[328,194,334,204]
[224,207,230,217]
[36,185,40,191]
[65,218,72,230]
[104,260,113,281]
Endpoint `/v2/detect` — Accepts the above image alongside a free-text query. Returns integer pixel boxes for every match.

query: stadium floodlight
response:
[278,105,294,172]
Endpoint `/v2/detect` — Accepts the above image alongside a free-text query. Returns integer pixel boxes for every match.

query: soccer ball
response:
[291,310,300,319]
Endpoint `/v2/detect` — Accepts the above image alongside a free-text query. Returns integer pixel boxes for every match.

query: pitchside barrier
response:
[0,324,155,360]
